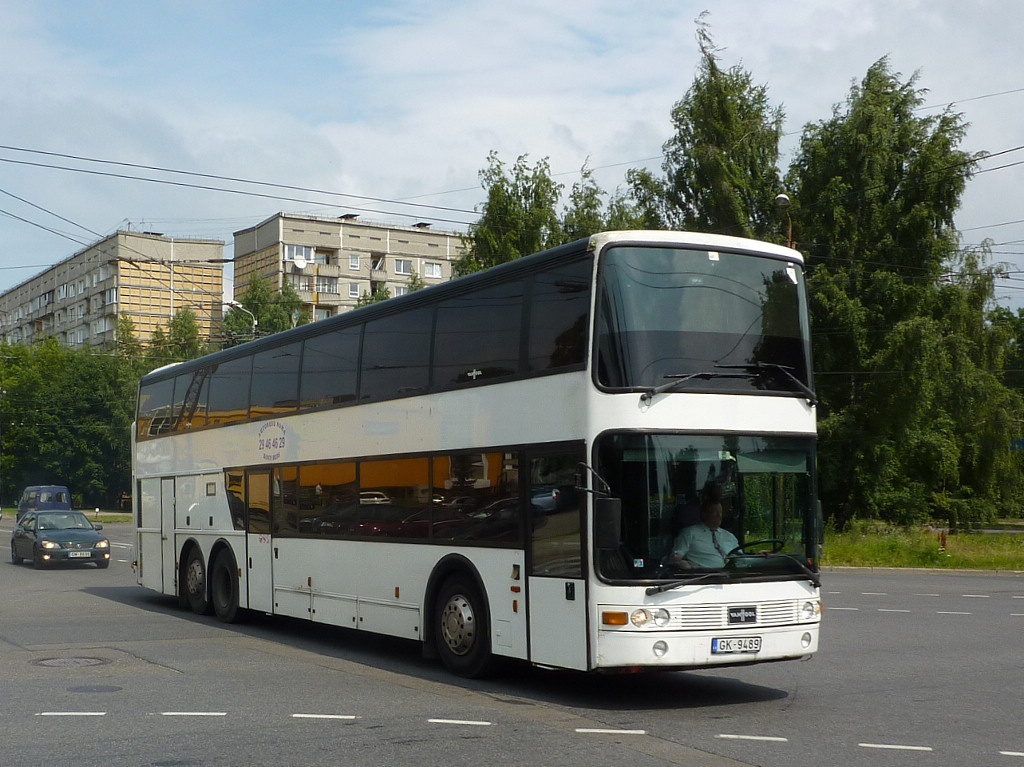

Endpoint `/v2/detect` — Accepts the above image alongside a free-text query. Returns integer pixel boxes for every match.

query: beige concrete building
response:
[233,213,465,320]
[0,231,225,348]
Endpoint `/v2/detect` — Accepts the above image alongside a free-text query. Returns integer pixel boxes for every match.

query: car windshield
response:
[595,245,812,395]
[36,512,94,531]
[595,433,818,583]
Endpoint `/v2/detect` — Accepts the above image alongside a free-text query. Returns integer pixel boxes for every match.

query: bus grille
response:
[669,600,798,630]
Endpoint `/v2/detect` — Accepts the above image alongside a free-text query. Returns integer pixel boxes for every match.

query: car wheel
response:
[434,573,493,678]
[11,543,23,565]
[96,558,110,569]
[182,547,212,615]
[211,551,240,623]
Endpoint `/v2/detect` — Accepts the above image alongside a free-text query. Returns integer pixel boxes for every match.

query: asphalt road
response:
[1,517,1022,767]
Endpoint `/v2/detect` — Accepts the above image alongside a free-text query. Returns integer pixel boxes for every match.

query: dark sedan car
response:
[11,510,110,569]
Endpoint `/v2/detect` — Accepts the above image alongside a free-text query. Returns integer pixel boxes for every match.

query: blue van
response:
[16,486,72,522]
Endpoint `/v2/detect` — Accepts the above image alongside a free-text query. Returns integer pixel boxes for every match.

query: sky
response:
[2,0,1023,306]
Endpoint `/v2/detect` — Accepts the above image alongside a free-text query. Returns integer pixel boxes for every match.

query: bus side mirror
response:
[593,497,621,550]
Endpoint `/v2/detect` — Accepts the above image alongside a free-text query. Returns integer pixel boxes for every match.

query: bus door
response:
[136,477,171,594]
[245,470,274,613]
[527,450,589,671]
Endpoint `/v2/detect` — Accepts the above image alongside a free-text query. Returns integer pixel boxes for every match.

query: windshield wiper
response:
[715,362,817,405]
[646,571,730,595]
[641,371,753,404]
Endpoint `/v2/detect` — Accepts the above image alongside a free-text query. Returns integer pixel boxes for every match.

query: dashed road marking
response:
[429,719,492,726]
[293,714,358,720]
[717,734,788,742]
[161,712,226,717]
[858,742,933,751]
[36,711,106,717]
[576,728,646,735]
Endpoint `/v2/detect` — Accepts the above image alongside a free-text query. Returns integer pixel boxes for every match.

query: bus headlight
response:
[799,600,820,621]
[630,608,671,628]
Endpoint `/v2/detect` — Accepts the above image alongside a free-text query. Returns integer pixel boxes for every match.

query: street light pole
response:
[226,302,258,340]
[774,193,794,249]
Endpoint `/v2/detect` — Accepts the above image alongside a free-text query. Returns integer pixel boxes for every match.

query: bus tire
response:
[434,573,492,678]
[211,550,240,624]
[182,546,212,615]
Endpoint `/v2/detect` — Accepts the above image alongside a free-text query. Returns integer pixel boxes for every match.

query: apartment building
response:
[0,231,225,348]
[232,213,465,320]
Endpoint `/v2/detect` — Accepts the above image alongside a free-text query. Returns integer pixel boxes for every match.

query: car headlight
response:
[94,539,109,549]
[41,540,61,549]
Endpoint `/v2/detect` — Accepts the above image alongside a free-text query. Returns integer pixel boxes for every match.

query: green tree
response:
[788,58,1020,526]
[0,340,135,508]
[559,163,606,243]
[456,152,563,276]
[659,18,784,238]
[355,285,391,307]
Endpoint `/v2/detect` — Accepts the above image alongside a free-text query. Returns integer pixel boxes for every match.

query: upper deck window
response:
[595,245,811,396]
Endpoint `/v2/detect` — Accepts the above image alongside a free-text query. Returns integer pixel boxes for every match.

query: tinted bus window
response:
[137,377,175,438]
[433,282,524,387]
[173,367,211,431]
[299,325,361,409]
[207,356,253,426]
[358,457,430,539]
[361,306,433,401]
[527,259,592,372]
[250,341,301,418]
[438,452,521,546]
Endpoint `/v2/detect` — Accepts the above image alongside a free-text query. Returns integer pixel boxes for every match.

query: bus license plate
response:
[68,551,91,558]
[712,636,761,654]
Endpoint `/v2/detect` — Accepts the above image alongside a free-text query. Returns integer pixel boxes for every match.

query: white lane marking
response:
[859,742,933,751]
[1012,614,1024,617]
[161,712,226,717]
[936,611,972,615]
[36,712,106,717]
[862,592,888,596]
[878,609,911,613]
[429,719,492,726]
[717,734,788,742]
[914,593,940,597]
[292,714,358,720]
[1013,596,1024,599]
[828,607,859,611]
[1000,751,1024,757]
[963,594,990,598]
[576,728,646,735]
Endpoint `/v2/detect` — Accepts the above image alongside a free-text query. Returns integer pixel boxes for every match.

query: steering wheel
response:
[726,538,785,557]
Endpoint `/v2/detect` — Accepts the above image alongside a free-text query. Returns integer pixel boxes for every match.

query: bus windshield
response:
[595,433,817,583]
[596,245,811,395]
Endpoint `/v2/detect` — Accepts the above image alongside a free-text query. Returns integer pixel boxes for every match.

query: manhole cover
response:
[32,657,111,668]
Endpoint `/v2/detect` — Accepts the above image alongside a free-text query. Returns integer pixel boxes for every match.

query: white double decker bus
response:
[133,230,822,677]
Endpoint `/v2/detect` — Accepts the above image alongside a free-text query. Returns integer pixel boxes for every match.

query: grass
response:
[823,522,1024,571]
[2,506,131,525]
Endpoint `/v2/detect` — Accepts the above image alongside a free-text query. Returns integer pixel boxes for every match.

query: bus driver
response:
[668,498,739,569]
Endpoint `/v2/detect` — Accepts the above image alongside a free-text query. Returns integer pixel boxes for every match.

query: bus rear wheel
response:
[434,574,492,678]
[182,547,212,615]
[211,551,240,623]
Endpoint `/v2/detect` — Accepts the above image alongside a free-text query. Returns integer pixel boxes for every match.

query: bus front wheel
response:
[211,551,240,623]
[182,547,212,615]
[435,574,492,678]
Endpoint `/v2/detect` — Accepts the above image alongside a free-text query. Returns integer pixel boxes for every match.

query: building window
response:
[349,253,360,270]
[395,259,413,276]
[284,244,314,263]
[349,283,360,298]
[424,262,443,279]
[314,307,332,322]
[288,274,313,292]
[394,286,409,297]
[315,276,338,294]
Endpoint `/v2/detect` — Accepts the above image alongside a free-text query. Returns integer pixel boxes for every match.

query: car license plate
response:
[68,551,91,558]
[711,636,761,654]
